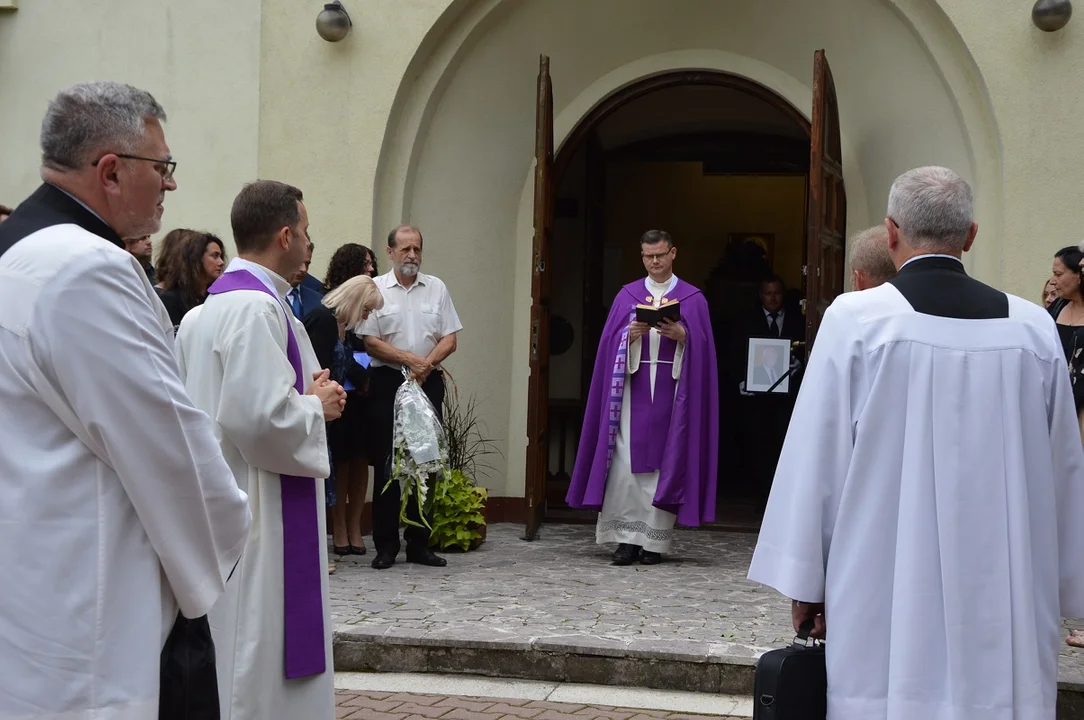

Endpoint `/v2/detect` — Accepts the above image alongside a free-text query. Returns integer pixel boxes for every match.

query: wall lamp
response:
[316,1,352,42]
[1032,0,1072,31]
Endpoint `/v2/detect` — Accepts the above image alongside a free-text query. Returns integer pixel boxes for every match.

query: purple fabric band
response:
[604,313,632,473]
[207,269,326,679]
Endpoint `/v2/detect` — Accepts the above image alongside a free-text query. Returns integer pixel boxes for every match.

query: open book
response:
[635,299,681,327]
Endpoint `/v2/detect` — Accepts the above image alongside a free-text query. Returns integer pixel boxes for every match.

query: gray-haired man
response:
[0,82,250,718]
[750,166,1084,718]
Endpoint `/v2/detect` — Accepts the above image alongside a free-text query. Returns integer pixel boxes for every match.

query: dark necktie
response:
[289,289,303,320]
[768,311,780,338]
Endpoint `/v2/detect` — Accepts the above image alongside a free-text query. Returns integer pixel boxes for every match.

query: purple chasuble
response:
[207,269,326,679]
[566,278,720,527]
[628,336,678,473]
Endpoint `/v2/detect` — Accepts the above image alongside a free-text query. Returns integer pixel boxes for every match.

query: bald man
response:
[848,225,897,291]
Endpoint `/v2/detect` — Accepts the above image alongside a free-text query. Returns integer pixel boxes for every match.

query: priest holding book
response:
[567,230,719,564]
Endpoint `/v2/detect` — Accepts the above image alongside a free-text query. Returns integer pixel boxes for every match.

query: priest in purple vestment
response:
[566,230,719,565]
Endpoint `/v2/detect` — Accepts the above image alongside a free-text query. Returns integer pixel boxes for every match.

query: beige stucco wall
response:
[4,0,1083,508]
[0,0,263,250]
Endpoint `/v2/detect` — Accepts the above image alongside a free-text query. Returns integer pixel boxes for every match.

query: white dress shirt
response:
[359,270,463,368]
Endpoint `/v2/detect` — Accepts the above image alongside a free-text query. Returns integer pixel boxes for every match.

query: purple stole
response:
[206,269,326,680]
[604,288,680,475]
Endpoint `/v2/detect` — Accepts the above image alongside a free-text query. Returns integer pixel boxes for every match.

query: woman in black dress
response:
[304,244,380,556]
[1049,245,1084,647]
[155,230,226,329]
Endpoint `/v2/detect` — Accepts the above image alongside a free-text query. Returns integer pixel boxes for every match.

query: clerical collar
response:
[899,254,963,271]
[46,182,110,228]
[645,275,677,294]
[227,257,292,299]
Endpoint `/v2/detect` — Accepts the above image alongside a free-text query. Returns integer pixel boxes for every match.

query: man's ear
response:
[277,226,291,250]
[96,155,122,195]
[962,221,978,253]
[885,218,900,252]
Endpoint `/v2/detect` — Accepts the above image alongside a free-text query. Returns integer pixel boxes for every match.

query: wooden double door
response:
[522,52,847,540]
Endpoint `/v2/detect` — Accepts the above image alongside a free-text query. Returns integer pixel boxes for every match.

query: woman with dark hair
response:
[304,243,379,560]
[157,230,226,328]
[361,245,378,278]
[1050,244,1084,648]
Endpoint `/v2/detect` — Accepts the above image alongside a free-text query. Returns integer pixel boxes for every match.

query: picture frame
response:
[746,337,792,394]
[728,233,775,267]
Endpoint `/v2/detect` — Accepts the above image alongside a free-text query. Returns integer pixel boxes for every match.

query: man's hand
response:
[791,599,826,640]
[657,318,686,342]
[307,369,346,421]
[628,321,650,344]
[404,353,434,383]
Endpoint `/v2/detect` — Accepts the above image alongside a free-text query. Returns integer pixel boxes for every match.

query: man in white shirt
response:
[749,166,1084,719]
[176,180,345,720]
[360,224,463,569]
[0,81,251,720]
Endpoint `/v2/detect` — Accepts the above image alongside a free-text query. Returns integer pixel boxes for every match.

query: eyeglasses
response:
[641,251,672,261]
[92,153,177,181]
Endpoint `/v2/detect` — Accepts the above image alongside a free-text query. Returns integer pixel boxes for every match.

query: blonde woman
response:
[302,245,384,574]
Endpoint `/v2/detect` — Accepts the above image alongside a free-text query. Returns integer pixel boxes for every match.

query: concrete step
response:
[334,628,1084,718]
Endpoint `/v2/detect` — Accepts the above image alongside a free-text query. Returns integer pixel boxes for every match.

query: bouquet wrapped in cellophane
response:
[385,368,450,528]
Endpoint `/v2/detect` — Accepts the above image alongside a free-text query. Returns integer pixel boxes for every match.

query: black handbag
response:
[752,619,827,720]
[158,613,220,720]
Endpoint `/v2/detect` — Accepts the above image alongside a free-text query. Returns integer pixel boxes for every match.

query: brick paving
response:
[333,691,743,719]
[329,524,1084,684]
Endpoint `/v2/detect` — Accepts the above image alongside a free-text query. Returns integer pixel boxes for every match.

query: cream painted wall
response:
[256,0,456,280]
[0,0,263,253]
[933,0,1084,297]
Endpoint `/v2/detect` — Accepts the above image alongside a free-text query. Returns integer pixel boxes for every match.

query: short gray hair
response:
[40,82,166,170]
[849,225,896,285]
[886,166,973,251]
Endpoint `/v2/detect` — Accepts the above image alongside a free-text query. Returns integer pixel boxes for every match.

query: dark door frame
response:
[535,69,816,530]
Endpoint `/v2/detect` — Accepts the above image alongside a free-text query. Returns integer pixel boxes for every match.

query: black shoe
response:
[333,545,351,556]
[350,544,367,556]
[371,552,396,570]
[405,547,447,567]
[640,551,663,565]
[612,544,641,566]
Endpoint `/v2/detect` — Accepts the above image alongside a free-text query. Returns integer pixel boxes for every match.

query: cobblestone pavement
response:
[333,691,743,719]
[329,524,1084,682]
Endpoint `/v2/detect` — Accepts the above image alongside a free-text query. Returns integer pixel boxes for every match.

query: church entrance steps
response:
[329,524,1084,714]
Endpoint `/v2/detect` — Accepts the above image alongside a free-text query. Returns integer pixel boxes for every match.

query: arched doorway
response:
[524,55,846,538]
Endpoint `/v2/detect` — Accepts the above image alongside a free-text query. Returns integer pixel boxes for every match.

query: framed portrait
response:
[746,337,792,394]
[728,233,775,266]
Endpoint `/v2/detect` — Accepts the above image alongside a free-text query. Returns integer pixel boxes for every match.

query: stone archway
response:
[371,0,1003,504]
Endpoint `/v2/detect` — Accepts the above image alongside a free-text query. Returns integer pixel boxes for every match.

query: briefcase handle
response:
[792,618,824,648]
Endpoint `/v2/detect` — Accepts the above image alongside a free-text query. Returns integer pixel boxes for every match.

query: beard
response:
[395,261,420,277]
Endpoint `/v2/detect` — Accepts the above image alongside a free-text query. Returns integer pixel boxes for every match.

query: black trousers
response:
[367,365,445,556]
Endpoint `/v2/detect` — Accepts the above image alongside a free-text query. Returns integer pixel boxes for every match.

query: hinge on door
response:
[536,260,546,273]
[801,265,808,276]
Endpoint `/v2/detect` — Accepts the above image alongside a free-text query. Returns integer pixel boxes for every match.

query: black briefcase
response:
[752,619,827,720]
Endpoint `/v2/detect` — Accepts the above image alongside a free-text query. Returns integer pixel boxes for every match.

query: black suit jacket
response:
[888,255,1007,319]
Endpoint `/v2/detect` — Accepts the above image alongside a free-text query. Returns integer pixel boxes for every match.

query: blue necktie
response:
[289,289,303,320]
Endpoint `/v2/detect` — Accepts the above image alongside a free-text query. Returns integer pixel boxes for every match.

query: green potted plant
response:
[428,381,498,551]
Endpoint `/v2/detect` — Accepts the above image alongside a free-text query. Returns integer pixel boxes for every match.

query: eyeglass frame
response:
[91,153,177,181]
[641,248,675,262]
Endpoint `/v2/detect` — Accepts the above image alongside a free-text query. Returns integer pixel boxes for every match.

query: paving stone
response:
[329,524,1084,687]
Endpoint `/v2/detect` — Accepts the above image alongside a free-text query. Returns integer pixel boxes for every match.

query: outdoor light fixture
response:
[316,0,352,42]
[1032,0,1072,31]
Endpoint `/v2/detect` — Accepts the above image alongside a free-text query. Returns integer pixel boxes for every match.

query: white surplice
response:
[176,258,333,720]
[0,226,250,720]
[748,284,1084,720]
[596,275,685,553]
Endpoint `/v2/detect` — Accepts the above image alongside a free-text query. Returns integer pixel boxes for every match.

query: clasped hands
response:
[628,319,686,344]
[306,369,346,421]
[403,352,435,384]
